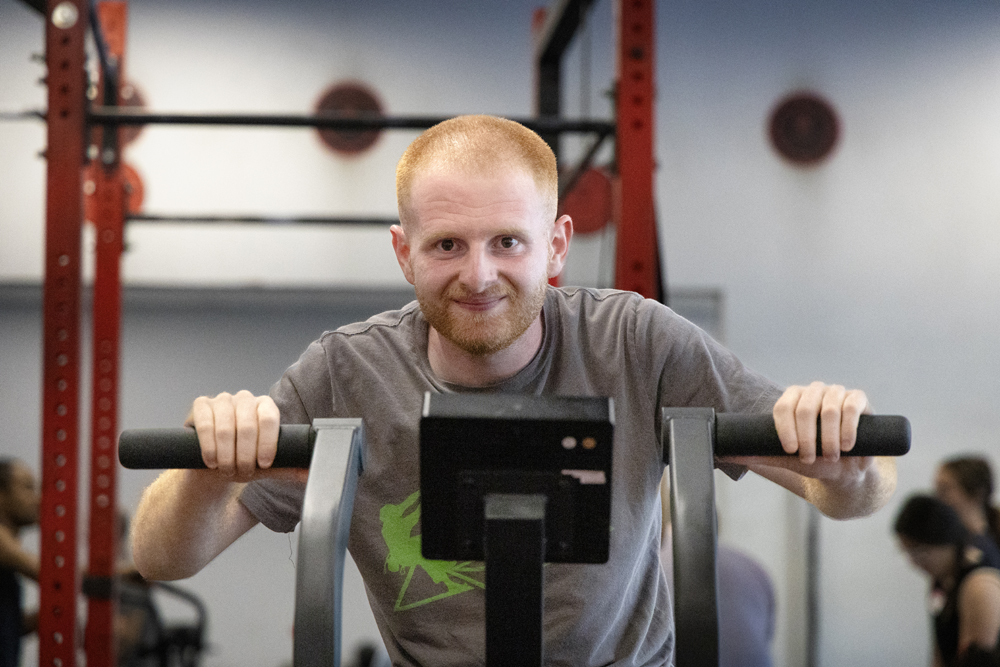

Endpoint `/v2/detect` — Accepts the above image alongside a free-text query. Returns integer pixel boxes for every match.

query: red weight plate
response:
[315,81,384,156]
[559,167,612,234]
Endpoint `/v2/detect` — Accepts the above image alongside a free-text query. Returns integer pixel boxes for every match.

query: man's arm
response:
[131,390,297,580]
[727,382,898,519]
[130,469,258,580]
[745,456,897,519]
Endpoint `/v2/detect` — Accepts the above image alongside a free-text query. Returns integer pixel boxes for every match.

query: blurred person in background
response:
[895,494,1000,667]
[659,478,776,667]
[936,456,1000,555]
[0,458,40,667]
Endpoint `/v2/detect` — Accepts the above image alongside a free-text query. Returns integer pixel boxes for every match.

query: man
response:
[0,459,40,667]
[132,115,897,666]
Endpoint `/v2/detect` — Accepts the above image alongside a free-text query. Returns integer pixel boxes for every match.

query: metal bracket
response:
[484,493,546,667]
[662,407,720,667]
[293,418,365,667]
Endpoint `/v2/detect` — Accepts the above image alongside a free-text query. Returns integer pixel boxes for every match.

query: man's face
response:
[0,464,40,529]
[392,166,568,356]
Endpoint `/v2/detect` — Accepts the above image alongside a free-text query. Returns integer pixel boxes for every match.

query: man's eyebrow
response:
[422,226,531,243]
[492,227,530,237]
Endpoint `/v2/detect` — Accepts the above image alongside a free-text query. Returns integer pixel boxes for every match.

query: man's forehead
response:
[411,161,538,193]
[410,168,546,220]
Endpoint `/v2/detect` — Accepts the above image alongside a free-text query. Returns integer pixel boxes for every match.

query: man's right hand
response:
[186,390,281,479]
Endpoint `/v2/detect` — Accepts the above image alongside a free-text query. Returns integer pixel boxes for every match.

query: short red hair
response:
[396,115,558,227]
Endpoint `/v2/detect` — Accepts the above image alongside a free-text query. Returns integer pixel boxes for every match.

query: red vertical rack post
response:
[84,4,128,665]
[614,0,660,300]
[530,7,562,289]
[40,1,88,665]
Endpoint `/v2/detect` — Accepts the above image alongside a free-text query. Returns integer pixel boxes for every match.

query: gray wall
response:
[3,0,1000,665]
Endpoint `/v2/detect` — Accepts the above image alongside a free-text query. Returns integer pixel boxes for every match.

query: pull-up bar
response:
[87,107,616,135]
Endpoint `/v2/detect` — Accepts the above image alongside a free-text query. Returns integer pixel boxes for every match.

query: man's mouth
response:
[453,295,506,312]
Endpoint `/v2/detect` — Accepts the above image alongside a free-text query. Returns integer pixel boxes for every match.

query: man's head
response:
[391,116,571,358]
[0,458,40,530]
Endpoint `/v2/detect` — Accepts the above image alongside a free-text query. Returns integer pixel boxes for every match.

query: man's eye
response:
[439,239,455,251]
[499,237,518,249]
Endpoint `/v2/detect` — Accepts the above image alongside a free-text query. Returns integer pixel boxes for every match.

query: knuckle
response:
[236,420,258,441]
[215,423,235,443]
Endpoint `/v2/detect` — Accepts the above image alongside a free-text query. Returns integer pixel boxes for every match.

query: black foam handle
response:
[118,424,315,469]
[714,414,910,457]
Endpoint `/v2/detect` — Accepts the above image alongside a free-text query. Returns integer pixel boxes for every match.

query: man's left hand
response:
[771,381,871,464]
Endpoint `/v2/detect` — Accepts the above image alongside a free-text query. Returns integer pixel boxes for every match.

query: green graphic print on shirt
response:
[380,491,485,611]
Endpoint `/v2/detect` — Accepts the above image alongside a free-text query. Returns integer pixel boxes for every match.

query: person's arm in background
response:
[956,569,1000,658]
[0,527,39,581]
[727,382,897,519]
[131,391,303,580]
[0,521,41,636]
[21,610,38,636]
[933,643,943,667]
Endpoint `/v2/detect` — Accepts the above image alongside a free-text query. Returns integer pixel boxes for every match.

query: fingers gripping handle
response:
[713,413,911,457]
[117,424,315,469]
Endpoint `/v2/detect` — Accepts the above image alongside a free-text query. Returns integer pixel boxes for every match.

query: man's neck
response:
[427,315,544,387]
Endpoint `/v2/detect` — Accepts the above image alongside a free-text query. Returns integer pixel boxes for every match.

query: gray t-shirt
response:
[241,286,782,667]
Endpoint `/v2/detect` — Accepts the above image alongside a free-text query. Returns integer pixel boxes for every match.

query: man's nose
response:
[458,246,498,292]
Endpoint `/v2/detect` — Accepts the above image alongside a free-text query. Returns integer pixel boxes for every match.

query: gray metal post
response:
[293,419,365,667]
[663,408,720,667]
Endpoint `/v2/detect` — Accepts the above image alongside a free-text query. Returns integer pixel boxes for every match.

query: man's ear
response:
[547,214,573,278]
[390,224,415,285]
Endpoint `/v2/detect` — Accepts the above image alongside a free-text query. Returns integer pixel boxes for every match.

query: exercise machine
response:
[119,396,909,667]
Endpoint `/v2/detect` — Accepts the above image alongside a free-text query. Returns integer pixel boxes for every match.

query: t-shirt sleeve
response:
[240,478,306,533]
[238,339,332,532]
[635,296,784,479]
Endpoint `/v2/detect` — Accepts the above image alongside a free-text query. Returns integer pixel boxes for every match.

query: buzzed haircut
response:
[395,115,558,227]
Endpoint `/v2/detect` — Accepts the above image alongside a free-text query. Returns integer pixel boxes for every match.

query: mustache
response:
[443,282,517,301]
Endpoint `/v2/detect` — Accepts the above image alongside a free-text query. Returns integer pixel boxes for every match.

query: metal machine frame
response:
[117,409,909,666]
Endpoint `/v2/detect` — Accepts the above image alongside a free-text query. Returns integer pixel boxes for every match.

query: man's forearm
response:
[131,469,258,580]
[802,457,897,519]
[747,456,897,520]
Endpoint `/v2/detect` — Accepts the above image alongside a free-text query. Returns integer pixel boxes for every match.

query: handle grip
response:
[120,414,910,469]
[714,414,910,457]
[118,424,315,469]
